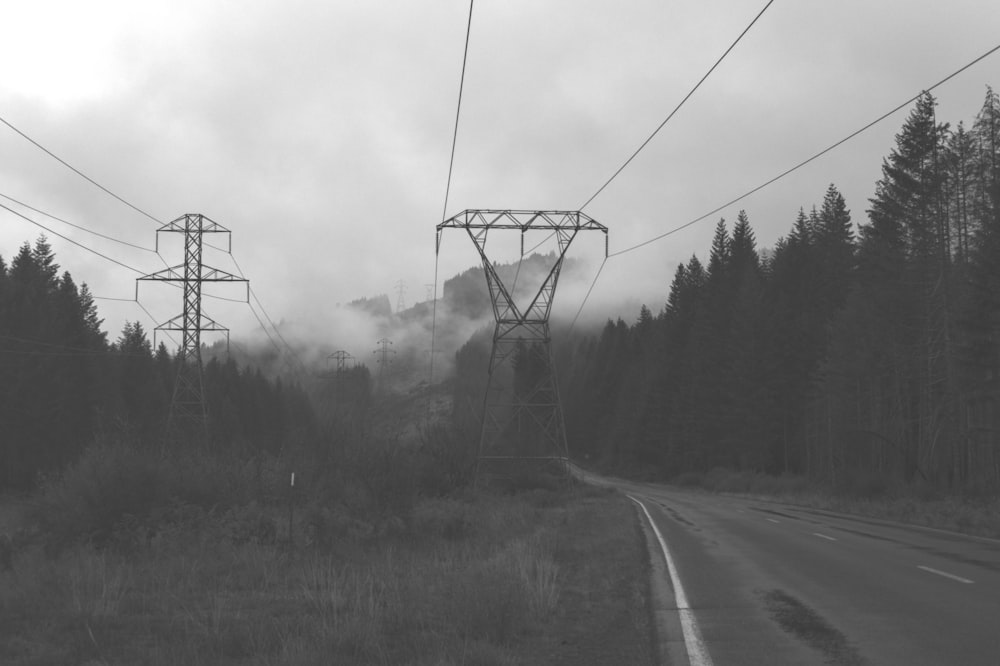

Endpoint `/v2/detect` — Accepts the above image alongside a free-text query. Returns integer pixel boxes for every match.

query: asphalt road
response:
[586,473,1000,666]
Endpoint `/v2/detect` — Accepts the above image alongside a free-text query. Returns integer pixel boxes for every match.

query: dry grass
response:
[0,485,653,665]
[676,468,1000,539]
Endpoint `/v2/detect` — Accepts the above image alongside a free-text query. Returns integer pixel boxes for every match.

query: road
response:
[582,472,1000,665]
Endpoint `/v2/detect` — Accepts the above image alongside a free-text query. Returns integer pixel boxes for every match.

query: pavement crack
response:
[760,589,866,666]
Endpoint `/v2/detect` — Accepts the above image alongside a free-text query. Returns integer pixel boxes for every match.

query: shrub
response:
[836,470,891,500]
[332,437,417,523]
[31,443,166,552]
[219,501,277,545]
[29,441,272,554]
[671,471,705,487]
[413,422,474,497]
[410,497,473,540]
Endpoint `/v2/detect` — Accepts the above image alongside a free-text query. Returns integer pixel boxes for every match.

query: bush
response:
[410,498,473,540]
[324,435,418,524]
[413,422,474,497]
[29,441,269,554]
[836,470,891,500]
[31,444,167,552]
[671,471,705,487]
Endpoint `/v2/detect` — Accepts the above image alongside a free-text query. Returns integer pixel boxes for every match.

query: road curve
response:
[582,471,1000,665]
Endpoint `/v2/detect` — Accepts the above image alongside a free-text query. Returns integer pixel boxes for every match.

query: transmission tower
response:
[394,279,407,313]
[328,350,353,373]
[436,210,608,483]
[373,337,395,380]
[137,213,248,441]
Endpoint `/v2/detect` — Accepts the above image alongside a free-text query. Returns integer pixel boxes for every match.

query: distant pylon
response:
[137,213,248,442]
[328,350,353,373]
[373,337,395,380]
[436,210,608,483]
[394,279,406,313]
[425,283,435,302]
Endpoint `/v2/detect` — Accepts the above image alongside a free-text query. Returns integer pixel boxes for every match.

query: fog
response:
[2,1,997,372]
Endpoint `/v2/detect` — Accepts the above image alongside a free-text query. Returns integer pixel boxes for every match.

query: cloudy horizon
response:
[2,0,998,357]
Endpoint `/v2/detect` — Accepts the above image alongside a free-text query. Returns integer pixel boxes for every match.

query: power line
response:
[0,332,148,358]
[0,187,177,278]
[225,255,291,356]
[134,299,180,348]
[568,257,607,334]
[428,249,442,392]
[431,0,475,392]
[93,295,138,302]
[246,298,301,377]
[0,201,145,274]
[0,114,163,225]
[246,300,282,353]
[607,40,1000,259]
[565,39,1000,329]
[578,0,775,211]
[440,0,475,223]
[1,200,247,307]
[0,191,156,253]
[228,249,308,375]
[249,286,308,375]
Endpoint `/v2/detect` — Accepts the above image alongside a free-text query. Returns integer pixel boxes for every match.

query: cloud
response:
[1,0,998,355]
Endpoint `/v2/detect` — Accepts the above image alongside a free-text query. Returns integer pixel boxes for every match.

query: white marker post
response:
[288,472,296,546]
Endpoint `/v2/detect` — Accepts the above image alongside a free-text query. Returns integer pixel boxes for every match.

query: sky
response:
[1,0,999,364]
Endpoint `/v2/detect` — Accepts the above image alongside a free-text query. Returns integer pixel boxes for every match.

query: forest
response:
[0,238,318,494]
[2,88,999,499]
[559,89,1000,494]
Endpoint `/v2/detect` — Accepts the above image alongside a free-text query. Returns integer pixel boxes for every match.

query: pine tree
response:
[0,238,106,490]
[707,219,730,287]
[729,210,759,281]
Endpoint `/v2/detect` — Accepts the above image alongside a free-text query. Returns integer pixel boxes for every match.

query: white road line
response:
[917,565,974,584]
[630,495,714,666]
[766,518,780,524]
[813,532,837,541]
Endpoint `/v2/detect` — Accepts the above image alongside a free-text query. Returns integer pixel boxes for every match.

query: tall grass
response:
[3,484,575,664]
[673,467,1000,539]
[2,425,653,665]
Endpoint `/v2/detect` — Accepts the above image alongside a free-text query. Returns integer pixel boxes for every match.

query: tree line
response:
[0,238,319,493]
[559,88,1000,493]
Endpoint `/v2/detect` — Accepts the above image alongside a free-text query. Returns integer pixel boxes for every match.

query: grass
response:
[673,468,1000,540]
[0,481,654,665]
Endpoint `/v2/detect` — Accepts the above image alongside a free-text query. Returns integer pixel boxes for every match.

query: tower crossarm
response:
[200,267,247,282]
[136,265,186,282]
[154,312,230,333]
[154,213,234,252]
[436,209,608,234]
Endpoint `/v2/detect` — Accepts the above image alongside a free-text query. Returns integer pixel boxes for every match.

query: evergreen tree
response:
[707,219,730,286]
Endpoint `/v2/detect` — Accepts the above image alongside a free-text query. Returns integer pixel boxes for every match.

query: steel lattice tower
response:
[436,210,608,482]
[373,337,394,379]
[394,279,406,313]
[328,350,353,373]
[137,214,248,440]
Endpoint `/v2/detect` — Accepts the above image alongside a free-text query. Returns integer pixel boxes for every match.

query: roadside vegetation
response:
[0,430,653,665]
[670,467,1000,540]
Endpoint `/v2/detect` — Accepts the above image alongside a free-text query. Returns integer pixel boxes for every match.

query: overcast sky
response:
[2,0,998,356]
